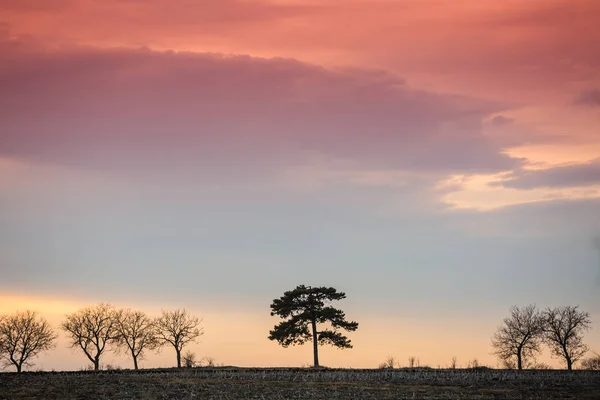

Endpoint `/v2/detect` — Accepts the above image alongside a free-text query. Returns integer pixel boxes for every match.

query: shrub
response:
[182,350,197,368]
[378,355,398,369]
[581,353,600,370]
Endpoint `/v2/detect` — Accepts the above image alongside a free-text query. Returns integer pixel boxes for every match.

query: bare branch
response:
[61,303,118,371]
[114,309,158,370]
[491,305,544,370]
[542,305,591,370]
[154,309,203,368]
[0,310,57,373]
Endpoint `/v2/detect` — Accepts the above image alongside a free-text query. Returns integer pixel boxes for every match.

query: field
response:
[1,367,599,400]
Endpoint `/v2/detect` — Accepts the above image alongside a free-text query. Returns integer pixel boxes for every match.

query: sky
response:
[1,0,600,371]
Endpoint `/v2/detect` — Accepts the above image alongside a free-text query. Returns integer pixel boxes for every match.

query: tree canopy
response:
[154,309,203,368]
[0,310,57,372]
[114,309,158,370]
[61,303,118,371]
[491,305,544,370]
[542,305,591,370]
[268,285,358,367]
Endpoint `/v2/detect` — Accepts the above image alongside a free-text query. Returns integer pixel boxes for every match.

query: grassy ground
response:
[1,368,599,399]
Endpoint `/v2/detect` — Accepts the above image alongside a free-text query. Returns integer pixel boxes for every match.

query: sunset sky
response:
[1,0,600,371]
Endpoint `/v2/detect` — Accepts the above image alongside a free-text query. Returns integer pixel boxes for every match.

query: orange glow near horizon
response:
[1,294,598,371]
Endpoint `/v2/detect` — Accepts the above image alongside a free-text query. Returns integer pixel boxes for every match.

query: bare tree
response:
[154,309,203,368]
[61,303,118,371]
[491,305,544,370]
[542,305,591,370]
[0,311,57,372]
[114,309,157,370]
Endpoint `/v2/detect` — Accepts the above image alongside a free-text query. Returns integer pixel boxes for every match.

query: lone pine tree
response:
[268,285,358,367]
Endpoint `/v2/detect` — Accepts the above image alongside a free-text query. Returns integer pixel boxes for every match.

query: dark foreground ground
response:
[1,368,599,400]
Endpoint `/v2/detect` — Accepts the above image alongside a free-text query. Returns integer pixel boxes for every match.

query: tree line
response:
[1,286,597,372]
[0,304,202,372]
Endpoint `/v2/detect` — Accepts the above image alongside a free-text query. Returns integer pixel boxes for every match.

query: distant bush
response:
[378,356,398,369]
[182,351,197,368]
[581,353,600,370]
[531,362,552,370]
[450,356,458,369]
[201,356,216,367]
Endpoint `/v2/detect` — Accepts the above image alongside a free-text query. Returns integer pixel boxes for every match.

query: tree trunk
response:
[94,356,100,371]
[563,345,572,371]
[16,363,22,373]
[176,349,182,368]
[517,351,523,370]
[311,319,319,367]
[132,351,139,370]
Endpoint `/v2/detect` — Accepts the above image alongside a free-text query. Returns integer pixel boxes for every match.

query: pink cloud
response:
[0,33,519,184]
[2,0,598,105]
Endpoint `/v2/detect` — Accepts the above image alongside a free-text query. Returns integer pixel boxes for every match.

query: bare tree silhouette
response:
[0,310,57,372]
[114,309,158,370]
[61,303,118,371]
[154,309,203,368]
[491,305,544,370]
[542,306,591,370]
